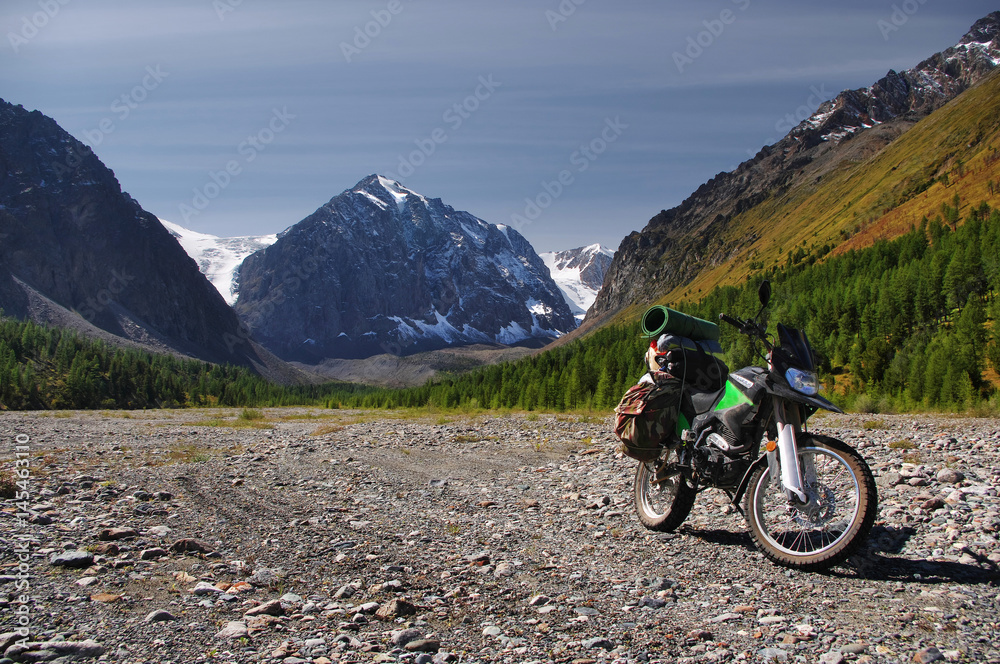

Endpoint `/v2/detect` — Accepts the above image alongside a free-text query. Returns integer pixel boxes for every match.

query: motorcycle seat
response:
[689,387,724,415]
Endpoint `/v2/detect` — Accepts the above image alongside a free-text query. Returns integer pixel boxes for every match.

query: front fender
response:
[732,453,770,513]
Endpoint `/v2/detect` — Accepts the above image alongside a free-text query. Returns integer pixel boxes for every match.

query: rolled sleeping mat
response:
[640,305,720,341]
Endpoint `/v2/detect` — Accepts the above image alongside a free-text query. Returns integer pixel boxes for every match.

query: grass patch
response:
[888,439,917,450]
[862,419,887,430]
[452,434,483,444]
[238,408,266,421]
[310,424,344,437]
[0,471,17,499]
[902,452,923,464]
[183,418,272,430]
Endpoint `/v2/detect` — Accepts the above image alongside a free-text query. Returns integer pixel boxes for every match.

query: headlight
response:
[785,367,818,396]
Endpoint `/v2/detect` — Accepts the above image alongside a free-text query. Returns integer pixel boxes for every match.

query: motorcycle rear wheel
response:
[634,447,696,532]
[744,434,876,570]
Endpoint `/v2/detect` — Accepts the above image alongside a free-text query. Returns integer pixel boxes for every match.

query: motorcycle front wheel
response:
[634,447,696,532]
[744,434,877,570]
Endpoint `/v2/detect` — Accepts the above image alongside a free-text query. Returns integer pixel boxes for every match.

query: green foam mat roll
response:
[640,305,719,341]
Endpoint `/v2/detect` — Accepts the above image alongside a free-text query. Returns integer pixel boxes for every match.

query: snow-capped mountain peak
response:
[540,244,614,322]
[233,174,576,360]
[160,219,277,305]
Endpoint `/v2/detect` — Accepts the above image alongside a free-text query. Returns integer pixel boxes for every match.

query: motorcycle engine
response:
[695,424,751,488]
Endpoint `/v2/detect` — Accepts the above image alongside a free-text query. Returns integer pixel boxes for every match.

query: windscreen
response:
[777,323,815,371]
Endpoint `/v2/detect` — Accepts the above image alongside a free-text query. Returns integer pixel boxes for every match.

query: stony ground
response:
[1,408,999,664]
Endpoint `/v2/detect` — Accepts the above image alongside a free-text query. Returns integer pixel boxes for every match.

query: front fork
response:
[770,400,808,503]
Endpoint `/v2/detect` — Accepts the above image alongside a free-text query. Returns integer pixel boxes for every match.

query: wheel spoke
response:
[751,444,862,558]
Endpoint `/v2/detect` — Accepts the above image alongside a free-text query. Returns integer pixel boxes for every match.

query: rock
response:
[49,550,94,568]
[466,551,490,566]
[0,632,22,653]
[169,538,213,554]
[758,647,789,662]
[841,643,868,654]
[574,606,600,616]
[638,597,666,609]
[375,598,416,620]
[936,469,965,484]
[391,628,424,647]
[334,584,357,599]
[404,639,441,653]
[192,581,223,595]
[91,543,119,556]
[528,594,551,606]
[921,498,946,511]
[146,525,173,537]
[98,527,138,541]
[139,547,168,560]
[144,609,176,622]
[494,562,515,577]
[913,646,945,663]
[279,592,303,610]
[819,652,845,664]
[878,472,902,487]
[75,576,98,587]
[710,612,742,623]
[247,567,281,588]
[482,626,502,637]
[214,621,248,639]
[246,614,282,631]
[4,640,105,661]
[244,599,283,617]
[582,637,614,650]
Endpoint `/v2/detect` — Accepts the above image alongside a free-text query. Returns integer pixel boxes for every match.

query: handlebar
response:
[718,313,744,329]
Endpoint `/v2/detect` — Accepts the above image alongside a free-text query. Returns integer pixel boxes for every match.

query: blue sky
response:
[3,1,997,253]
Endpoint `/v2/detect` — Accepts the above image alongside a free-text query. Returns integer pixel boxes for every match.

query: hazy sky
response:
[3,1,997,252]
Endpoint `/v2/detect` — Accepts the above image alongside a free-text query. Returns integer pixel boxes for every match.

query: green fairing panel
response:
[716,379,752,411]
[675,412,691,436]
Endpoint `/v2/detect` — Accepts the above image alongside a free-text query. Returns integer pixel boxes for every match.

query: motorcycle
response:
[633,280,877,570]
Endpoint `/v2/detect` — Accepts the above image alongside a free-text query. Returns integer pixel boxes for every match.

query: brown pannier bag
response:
[613,373,682,461]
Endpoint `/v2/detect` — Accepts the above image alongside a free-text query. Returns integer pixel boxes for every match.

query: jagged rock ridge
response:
[590,12,1000,321]
[0,98,288,376]
[235,175,575,361]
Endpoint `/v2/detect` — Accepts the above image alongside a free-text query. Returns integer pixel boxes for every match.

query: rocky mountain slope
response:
[0,99,291,378]
[539,244,614,322]
[591,12,1000,322]
[159,220,277,306]
[235,175,575,361]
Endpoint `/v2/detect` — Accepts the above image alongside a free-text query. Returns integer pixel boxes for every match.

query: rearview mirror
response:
[758,280,771,307]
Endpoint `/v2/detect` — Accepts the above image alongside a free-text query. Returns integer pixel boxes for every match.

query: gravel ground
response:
[1,408,999,664]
